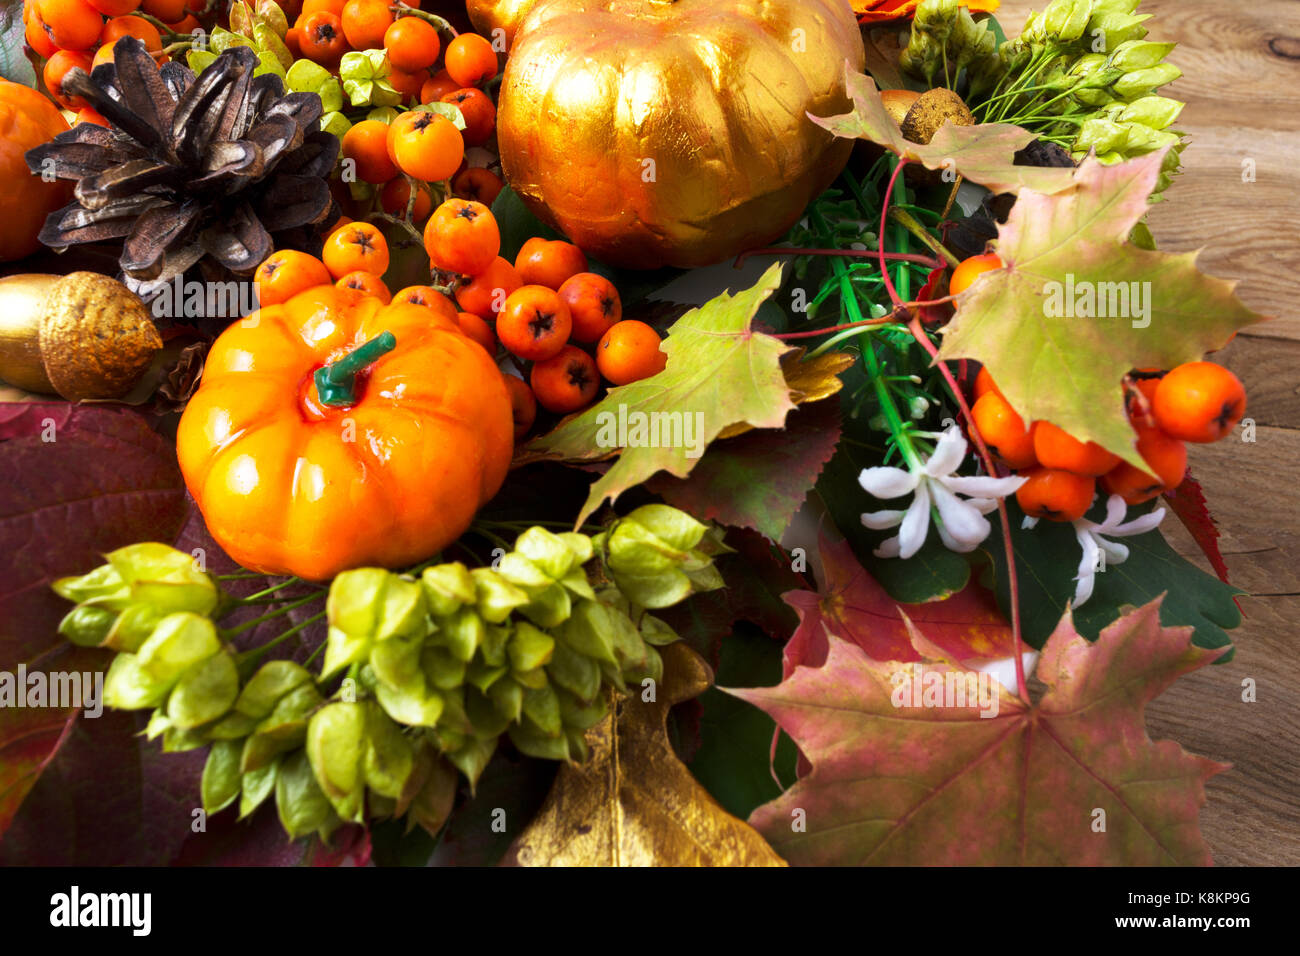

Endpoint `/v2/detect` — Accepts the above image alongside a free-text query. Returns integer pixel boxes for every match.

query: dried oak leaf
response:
[730,598,1228,865]
[504,642,785,866]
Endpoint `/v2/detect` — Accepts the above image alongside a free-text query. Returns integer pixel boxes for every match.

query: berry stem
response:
[907,313,1029,703]
[733,247,943,270]
[388,4,458,36]
[878,158,909,310]
[225,593,323,638]
[889,207,961,269]
[237,610,328,670]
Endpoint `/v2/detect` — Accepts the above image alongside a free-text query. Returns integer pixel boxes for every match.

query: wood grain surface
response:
[996,0,1300,866]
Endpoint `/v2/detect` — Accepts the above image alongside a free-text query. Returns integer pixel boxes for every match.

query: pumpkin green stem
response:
[314,331,397,407]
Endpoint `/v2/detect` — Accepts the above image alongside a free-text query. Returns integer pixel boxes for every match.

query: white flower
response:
[1071,494,1166,607]
[859,426,1027,560]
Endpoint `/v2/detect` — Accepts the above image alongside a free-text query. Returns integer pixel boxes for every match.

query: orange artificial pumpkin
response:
[177,286,515,580]
[497,0,865,270]
[0,81,72,262]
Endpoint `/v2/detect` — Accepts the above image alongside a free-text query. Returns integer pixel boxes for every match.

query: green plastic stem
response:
[314,331,397,407]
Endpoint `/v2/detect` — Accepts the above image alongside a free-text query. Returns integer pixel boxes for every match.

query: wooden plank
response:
[987,1,1300,864]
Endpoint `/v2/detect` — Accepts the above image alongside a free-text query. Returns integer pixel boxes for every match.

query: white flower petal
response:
[942,473,1028,499]
[1101,493,1127,529]
[1111,506,1166,538]
[1073,528,1100,608]
[858,466,919,499]
[932,482,991,551]
[861,509,907,531]
[925,427,968,477]
[1021,515,1040,531]
[873,535,902,559]
[966,497,1000,515]
[897,480,932,560]
[1098,539,1130,566]
[936,519,961,553]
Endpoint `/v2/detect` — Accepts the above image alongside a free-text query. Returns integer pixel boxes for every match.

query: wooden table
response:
[996,0,1300,866]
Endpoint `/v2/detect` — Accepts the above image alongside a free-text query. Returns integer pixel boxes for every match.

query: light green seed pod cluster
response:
[900,0,1185,196]
[187,0,293,80]
[51,506,726,842]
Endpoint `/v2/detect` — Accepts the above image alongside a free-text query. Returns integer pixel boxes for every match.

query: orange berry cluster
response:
[418,201,667,434]
[28,0,202,121]
[251,204,669,444]
[332,17,505,219]
[950,252,1247,522]
[971,362,1246,522]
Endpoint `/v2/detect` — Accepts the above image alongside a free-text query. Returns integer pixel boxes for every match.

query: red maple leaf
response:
[730,598,1229,865]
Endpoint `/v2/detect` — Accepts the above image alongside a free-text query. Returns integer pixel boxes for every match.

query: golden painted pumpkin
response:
[497,0,865,270]
[465,0,538,48]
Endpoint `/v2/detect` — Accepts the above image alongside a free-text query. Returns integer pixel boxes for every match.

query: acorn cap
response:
[39,271,162,402]
[901,88,976,146]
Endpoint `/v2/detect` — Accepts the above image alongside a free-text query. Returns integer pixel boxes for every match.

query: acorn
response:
[0,272,162,401]
[880,89,921,127]
[901,87,976,145]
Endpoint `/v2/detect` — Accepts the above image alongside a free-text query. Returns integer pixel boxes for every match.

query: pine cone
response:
[26,38,339,286]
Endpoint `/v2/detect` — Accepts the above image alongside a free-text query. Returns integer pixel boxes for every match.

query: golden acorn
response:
[900,88,976,145]
[0,271,162,401]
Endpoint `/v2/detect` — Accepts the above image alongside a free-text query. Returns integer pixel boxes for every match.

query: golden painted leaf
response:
[503,642,786,866]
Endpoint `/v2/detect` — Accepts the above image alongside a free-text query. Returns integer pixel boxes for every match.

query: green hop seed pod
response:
[1113,62,1182,100]
[240,760,279,819]
[1116,94,1184,129]
[167,649,239,729]
[239,681,325,772]
[1088,12,1151,51]
[445,735,497,787]
[469,568,531,623]
[137,612,223,684]
[508,621,556,672]
[277,749,342,841]
[306,700,369,823]
[1109,39,1177,73]
[1093,0,1140,14]
[376,680,445,728]
[421,562,476,617]
[1042,0,1092,42]
[58,605,116,647]
[322,569,428,679]
[1076,117,1131,154]
[202,738,244,815]
[509,718,570,761]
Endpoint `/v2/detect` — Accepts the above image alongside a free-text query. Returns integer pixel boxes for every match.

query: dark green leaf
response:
[982,500,1242,658]
[687,623,797,820]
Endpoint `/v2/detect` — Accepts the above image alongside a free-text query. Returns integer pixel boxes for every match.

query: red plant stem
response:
[878,159,909,309]
[734,247,943,270]
[908,314,1030,703]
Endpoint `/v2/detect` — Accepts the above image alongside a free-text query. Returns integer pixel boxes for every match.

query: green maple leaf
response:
[729,599,1229,865]
[810,70,1078,196]
[524,264,794,527]
[938,149,1267,468]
